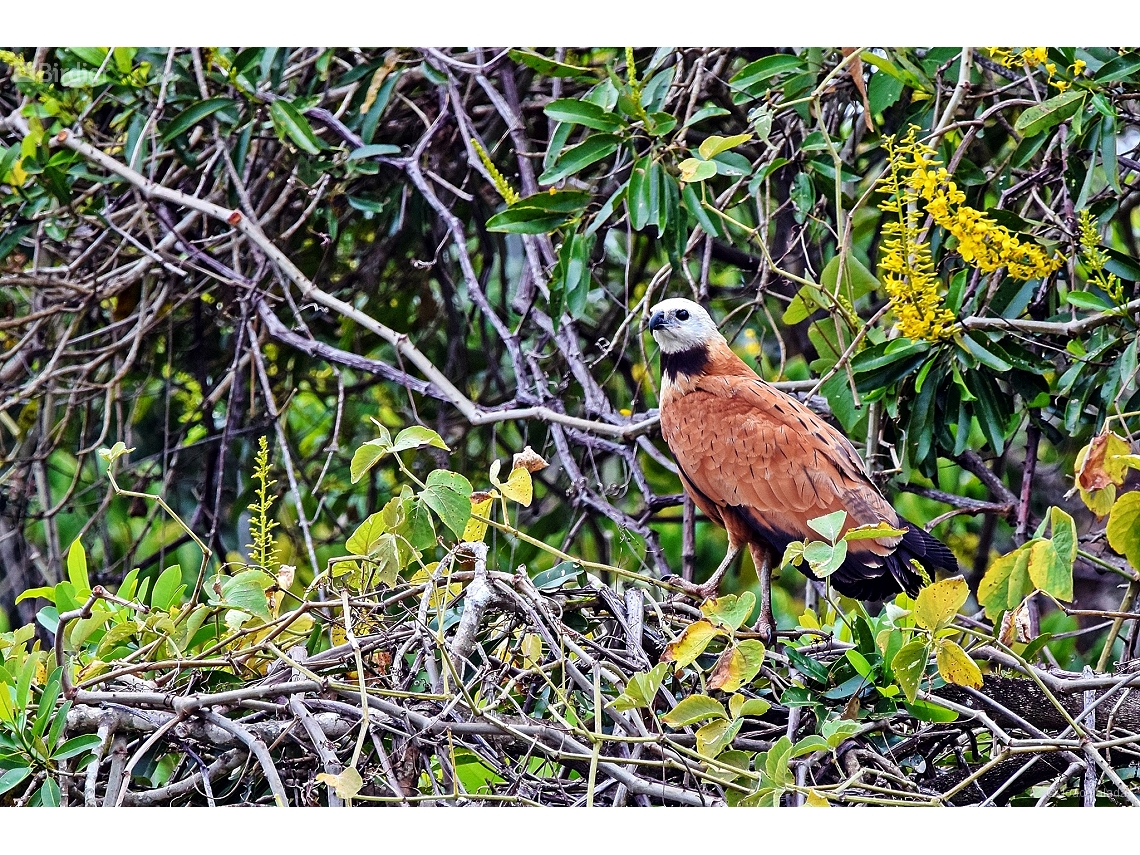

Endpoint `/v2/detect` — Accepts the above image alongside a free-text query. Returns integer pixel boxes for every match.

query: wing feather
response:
[660,374,901,553]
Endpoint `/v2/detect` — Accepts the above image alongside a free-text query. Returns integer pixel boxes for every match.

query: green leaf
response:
[161,98,234,142]
[804,539,847,577]
[958,333,1013,372]
[806,510,847,542]
[420,469,473,538]
[1094,52,1140,82]
[269,99,324,155]
[214,569,273,619]
[729,54,806,93]
[820,252,880,304]
[15,585,56,605]
[347,144,401,160]
[37,776,62,807]
[538,134,620,185]
[789,735,830,758]
[913,575,969,631]
[935,639,983,689]
[682,105,730,128]
[785,646,830,683]
[532,561,582,591]
[97,442,134,466]
[891,639,928,703]
[50,733,103,761]
[69,47,108,67]
[66,539,90,596]
[1066,291,1113,311]
[543,98,623,131]
[150,564,185,611]
[698,133,752,160]
[390,425,449,455]
[696,717,742,758]
[0,767,31,796]
[1107,492,1140,569]
[738,697,771,717]
[1026,538,1073,603]
[661,693,728,727]
[508,50,597,80]
[681,183,721,237]
[700,592,756,631]
[845,648,875,680]
[628,156,656,232]
[0,223,33,262]
[764,735,795,785]
[903,699,959,722]
[661,619,720,669]
[611,663,670,711]
[1013,90,1085,138]
[843,522,909,542]
[868,70,905,113]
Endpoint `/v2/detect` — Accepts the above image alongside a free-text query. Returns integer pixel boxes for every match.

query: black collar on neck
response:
[661,345,710,383]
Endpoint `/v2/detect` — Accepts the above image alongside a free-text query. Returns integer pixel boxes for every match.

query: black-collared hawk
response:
[647,298,957,641]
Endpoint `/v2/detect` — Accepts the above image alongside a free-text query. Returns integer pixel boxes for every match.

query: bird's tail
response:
[831,517,959,601]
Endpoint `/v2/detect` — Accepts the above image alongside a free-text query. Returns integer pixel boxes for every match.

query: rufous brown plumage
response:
[648,298,957,639]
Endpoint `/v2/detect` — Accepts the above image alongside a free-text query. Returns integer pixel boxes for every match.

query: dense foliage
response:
[0,46,1139,806]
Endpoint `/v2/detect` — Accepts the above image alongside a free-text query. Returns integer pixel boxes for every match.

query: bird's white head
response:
[647,298,723,354]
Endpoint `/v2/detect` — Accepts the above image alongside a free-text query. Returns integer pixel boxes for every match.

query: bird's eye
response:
[676,309,689,321]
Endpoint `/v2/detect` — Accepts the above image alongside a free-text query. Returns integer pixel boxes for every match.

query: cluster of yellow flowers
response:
[877,127,1064,339]
[986,48,1086,92]
[878,133,956,342]
[1077,209,1123,303]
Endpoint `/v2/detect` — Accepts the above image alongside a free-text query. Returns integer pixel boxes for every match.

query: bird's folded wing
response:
[661,375,902,553]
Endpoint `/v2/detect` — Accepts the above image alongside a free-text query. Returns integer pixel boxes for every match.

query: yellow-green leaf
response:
[679,157,717,183]
[66,539,90,596]
[660,619,720,669]
[1107,492,1140,569]
[700,591,756,631]
[695,717,742,758]
[1027,538,1072,602]
[660,693,728,727]
[843,521,908,541]
[490,459,534,506]
[977,545,1034,620]
[935,639,983,689]
[316,766,363,799]
[611,662,669,711]
[913,575,969,630]
[698,133,752,160]
[891,639,928,703]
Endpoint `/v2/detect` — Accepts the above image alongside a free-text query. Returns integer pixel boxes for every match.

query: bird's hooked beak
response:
[648,310,667,332]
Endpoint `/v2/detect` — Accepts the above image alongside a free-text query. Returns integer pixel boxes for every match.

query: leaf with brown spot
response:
[706,639,766,693]
[913,575,969,630]
[512,445,549,473]
[935,639,983,689]
[660,619,720,669]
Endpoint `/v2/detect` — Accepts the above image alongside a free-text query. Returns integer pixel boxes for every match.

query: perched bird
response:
[647,298,958,641]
